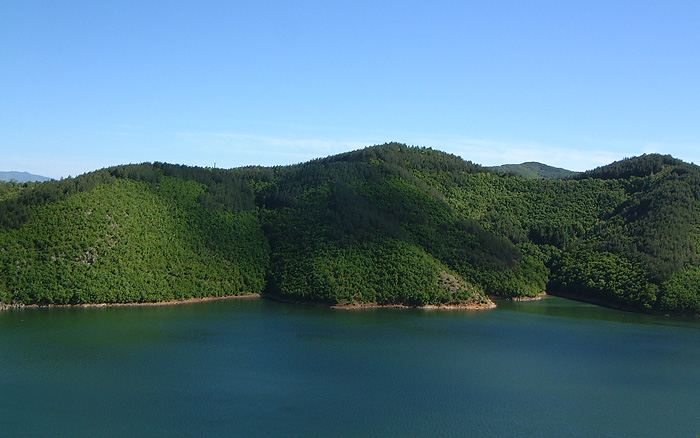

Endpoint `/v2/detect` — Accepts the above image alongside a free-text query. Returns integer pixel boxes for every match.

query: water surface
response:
[1,296,698,437]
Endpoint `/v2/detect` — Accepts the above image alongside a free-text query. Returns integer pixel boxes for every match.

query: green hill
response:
[0,165,268,305]
[1,145,698,315]
[487,162,578,179]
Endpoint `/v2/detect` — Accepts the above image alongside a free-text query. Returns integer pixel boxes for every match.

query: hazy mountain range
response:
[0,171,52,183]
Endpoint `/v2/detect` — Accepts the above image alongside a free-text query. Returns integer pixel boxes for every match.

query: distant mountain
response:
[488,162,578,179]
[0,171,52,183]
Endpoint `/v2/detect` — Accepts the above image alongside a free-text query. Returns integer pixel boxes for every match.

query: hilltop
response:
[487,162,578,179]
[1,144,698,315]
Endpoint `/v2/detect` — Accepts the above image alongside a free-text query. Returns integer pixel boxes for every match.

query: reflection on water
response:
[1,296,698,437]
[497,295,700,328]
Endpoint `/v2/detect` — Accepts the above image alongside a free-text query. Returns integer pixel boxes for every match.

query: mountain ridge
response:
[0,171,52,183]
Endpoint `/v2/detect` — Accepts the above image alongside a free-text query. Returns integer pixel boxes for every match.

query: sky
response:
[1,0,699,179]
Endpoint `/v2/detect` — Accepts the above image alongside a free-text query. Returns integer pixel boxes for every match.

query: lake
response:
[1,296,698,437]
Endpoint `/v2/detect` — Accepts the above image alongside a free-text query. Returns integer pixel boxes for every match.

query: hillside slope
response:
[1,145,698,315]
[0,166,268,305]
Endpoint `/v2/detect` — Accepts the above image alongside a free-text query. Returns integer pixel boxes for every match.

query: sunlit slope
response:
[0,175,268,304]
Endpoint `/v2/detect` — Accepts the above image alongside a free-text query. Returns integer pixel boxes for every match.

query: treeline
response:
[1,143,699,314]
[576,153,682,180]
[0,162,270,229]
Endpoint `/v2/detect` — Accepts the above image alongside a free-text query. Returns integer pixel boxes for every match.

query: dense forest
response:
[1,143,698,315]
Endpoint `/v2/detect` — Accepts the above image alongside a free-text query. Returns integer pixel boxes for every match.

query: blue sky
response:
[2,0,699,179]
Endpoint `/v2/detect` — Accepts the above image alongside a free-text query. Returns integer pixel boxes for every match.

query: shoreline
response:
[1,293,495,312]
[3,290,697,317]
[4,291,569,312]
[545,290,700,317]
[332,301,497,310]
[262,293,497,310]
[0,293,261,311]
[490,291,548,302]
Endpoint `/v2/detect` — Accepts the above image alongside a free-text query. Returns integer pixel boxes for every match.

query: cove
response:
[1,296,698,437]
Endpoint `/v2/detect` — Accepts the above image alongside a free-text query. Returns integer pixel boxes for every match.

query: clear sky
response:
[2,0,699,179]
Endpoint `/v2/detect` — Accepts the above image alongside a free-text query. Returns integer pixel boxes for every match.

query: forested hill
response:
[487,162,578,179]
[1,143,698,315]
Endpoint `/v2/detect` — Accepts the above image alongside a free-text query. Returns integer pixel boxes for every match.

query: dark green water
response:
[1,296,698,437]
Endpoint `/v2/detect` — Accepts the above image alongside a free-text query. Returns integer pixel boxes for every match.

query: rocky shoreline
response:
[331,300,497,310]
[490,291,548,302]
[261,293,497,310]
[1,289,533,312]
[0,292,496,312]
